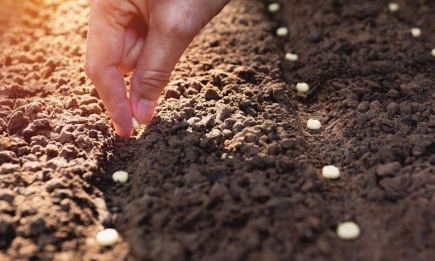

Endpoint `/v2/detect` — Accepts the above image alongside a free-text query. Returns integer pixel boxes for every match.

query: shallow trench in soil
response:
[99,0,435,260]
[1,0,435,260]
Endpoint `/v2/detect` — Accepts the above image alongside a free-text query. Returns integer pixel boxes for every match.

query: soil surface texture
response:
[1,0,435,260]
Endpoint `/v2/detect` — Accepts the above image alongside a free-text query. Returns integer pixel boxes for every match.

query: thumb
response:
[129,27,194,124]
[129,0,230,124]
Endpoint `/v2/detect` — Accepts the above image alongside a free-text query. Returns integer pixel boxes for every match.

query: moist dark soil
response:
[1,0,435,260]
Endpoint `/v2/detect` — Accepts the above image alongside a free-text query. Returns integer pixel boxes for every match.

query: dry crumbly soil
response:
[1,0,435,260]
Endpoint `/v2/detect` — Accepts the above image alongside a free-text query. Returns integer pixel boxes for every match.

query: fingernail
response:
[136,99,157,124]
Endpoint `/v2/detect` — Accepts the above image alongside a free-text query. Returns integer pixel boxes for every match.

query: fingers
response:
[129,29,192,124]
[129,0,231,124]
[86,0,231,134]
[118,16,147,74]
[85,0,134,137]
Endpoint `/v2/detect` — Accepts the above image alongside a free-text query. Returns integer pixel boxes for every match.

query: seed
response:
[388,3,399,12]
[96,228,119,246]
[337,222,361,240]
[267,3,280,13]
[285,53,298,61]
[132,117,141,129]
[431,49,435,57]
[276,27,288,37]
[322,165,340,179]
[410,28,421,38]
[307,119,321,130]
[112,170,128,183]
[296,82,309,92]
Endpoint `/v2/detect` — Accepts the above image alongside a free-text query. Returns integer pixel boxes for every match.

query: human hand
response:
[85,0,230,137]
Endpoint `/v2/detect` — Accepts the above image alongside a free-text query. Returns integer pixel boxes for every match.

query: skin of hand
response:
[85,0,230,137]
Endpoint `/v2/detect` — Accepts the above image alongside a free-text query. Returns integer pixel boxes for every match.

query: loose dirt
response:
[1,0,435,260]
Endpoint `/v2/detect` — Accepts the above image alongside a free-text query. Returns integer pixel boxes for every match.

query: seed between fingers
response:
[132,117,141,130]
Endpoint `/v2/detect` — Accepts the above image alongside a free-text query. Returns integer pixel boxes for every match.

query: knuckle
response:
[167,22,198,39]
[162,9,201,39]
[83,59,106,80]
[83,61,94,77]
[83,62,98,79]
[137,71,170,89]
[135,71,170,95]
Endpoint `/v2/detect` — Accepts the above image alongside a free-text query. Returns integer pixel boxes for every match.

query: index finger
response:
[84,0,134,137]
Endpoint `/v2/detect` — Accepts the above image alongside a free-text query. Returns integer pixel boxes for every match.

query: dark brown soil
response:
[1,0,435,260]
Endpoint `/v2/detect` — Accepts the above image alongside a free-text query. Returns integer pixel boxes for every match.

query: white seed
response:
[96,228,119,246]
[431,49,435,57]
[268,3,280,13]
[285,53,298,61]
[132,117,141,129]
[276,27,288,37]
[337,222,361,240]
[410,28,421,38]
[322,165,341,179]
[307,119,321,130]
[112,170,128,183]
[296,82,309,92]
[388,3,399,12]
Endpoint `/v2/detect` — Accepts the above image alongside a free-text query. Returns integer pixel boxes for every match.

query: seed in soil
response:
[132,117,141,129]
[296,82,309,92]
[112,170,128,183]
[388,3,399,12]
[322,165,341,179]
[431,49,435,57]
[410,28,421,38]
[337,222,361,240]
[267,3,280,13]
[276,27,288,37]
[307,119,321,130]
[96,228,120,246]
[285,53,298,61]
